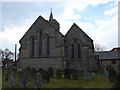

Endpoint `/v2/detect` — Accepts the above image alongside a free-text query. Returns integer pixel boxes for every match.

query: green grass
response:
[42,74,112,88]
[2,68,112,88]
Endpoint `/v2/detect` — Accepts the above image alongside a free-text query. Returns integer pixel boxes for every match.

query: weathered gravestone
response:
[48,67,53,78]
[64,68,71,79]
[20,67,30,88]
[91,71,96,80]
[108,66,117,82]
[33,70,43,88]
[8,67,15,87]
[56,69,62,78]
[42,70,50,83]
[84,71,90,80]
[71,69,79,80]
[5,67,9,81]
[106,65,111,78]
[17,66,22,73]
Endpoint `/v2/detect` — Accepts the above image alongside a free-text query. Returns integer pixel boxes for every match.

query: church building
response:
[18,11,96,71]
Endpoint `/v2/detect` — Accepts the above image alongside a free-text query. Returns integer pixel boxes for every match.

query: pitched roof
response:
[96,50,120,60]
[111,47,120,51]
[2,59,15,65]
[19,15,46,42]
[65,23,93,41]
[19,15,63,42]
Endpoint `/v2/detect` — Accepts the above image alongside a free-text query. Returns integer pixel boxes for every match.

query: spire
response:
[49,8,53,21]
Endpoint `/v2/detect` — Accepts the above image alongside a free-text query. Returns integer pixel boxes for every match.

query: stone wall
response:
[19,57,64,70]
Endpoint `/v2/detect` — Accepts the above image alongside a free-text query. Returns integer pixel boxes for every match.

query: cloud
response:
[57,0,118,50]
[86,0,119,6]
[104,6,118,15]
[63,0,119,7]
[89,14,118,50]
[58,0,118,50]
[0,19,34,52]
[1,0,119,52]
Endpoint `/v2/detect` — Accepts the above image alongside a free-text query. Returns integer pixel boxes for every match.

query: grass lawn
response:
[2,68,113,88]
[42,74,112,88]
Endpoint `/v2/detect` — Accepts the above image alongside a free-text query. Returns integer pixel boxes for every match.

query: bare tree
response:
[0,48,13,60]
[4,48,13,59]
[0,48,14,66]
[94,43,105,51]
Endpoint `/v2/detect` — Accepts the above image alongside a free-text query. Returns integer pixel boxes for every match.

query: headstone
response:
[48,67,53,78]
[84,71,90,80]
[42,70,50,83]
[38,68,44,74]
[5,68,9,81]
[17,66,22,73]
[108,66,117,82]
[20,68,29,88]
[33,70,43,88]
[56,69,62,78]
[64,68,71,79]
[38,68,44,81]
[71,69,79,80]
[8,67,15,87]
[91,72,96,80]
[106,65,110,78]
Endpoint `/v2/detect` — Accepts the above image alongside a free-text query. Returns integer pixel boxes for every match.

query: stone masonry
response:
[18,11,97,71]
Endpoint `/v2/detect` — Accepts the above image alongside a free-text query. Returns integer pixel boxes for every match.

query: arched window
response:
[31,38,35,56]
[39,31,42,55]
[47,36,50,55]
[71,44,74,58]
[78,44,81,58]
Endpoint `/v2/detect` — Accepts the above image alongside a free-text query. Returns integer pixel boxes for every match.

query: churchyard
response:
[2,66,113,88]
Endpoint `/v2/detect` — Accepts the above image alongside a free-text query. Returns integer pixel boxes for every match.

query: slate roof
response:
[65,23,93,42]
[19,15,64,42]
[2,59,15,66]
[95,50,120,60]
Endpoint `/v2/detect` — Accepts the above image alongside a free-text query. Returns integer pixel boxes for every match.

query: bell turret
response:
[49,10,53,21]
[49,10,60,31]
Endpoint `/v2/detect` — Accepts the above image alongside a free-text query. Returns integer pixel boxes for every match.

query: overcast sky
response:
[0,0,119,52]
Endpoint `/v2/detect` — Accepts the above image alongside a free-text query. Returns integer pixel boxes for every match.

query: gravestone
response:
[48,67,53,78]
[106,65,110,78]
[84,71,90,80]
[71,69,79,80]
[108,66,117,82]
[5,68,9,81]
[42,70,50,83]
[20,68,29,88]
[56,69,62,78]
[38,68,44,81]
[8,67,15,87]
[64,68,71,79]
[33,70,42,88]
[91,71,96,80]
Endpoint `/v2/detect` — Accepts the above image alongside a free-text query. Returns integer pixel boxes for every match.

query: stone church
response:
[18,11,96,71]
